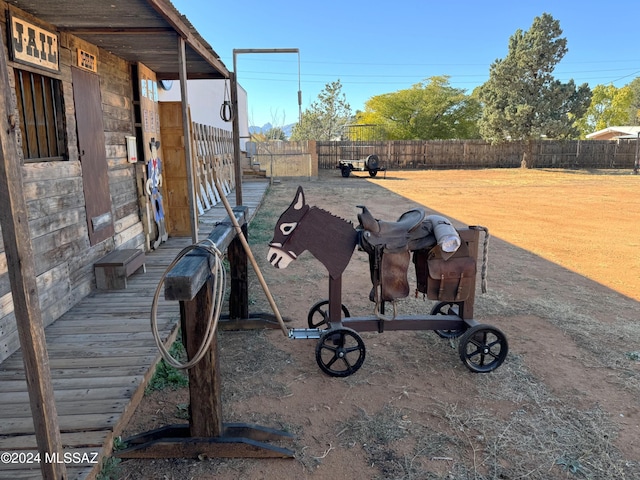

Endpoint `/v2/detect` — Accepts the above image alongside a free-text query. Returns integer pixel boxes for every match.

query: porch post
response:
[231,69,243,205]
[0,33,66,480]
[178,36,199,243]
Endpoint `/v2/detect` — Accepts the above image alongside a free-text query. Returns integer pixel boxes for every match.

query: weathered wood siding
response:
[0,3,145,363]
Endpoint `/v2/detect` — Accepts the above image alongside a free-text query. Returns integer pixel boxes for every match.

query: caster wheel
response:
[458,324,508,373]
[308,300,350,329]
[431,301,466,338]
[315,328,366,377]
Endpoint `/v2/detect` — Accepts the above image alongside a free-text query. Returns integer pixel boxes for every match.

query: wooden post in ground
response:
[115,207,294,459]
[180,276,223,437]
[228,222,249,320]
[0,31,66,480]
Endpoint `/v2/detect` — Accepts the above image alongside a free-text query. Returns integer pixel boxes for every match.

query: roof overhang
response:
[7,0,229,80]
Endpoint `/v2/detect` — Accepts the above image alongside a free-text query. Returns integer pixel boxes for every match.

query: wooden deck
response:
[0,179,269,480]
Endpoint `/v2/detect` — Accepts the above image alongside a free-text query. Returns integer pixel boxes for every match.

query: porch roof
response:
[9,0,229,80]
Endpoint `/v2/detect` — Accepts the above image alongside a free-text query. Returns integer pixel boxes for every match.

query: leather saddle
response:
[358,206,427,252]
[358,206,451,302]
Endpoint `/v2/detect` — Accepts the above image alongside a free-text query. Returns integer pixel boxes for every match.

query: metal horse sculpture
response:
[268,186,508,377]
[268,186,465,314]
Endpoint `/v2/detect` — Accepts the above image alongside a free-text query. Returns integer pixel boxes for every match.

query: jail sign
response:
[10,14,59,72]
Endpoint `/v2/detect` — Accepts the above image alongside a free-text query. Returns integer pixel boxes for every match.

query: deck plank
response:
[0,180,268,479]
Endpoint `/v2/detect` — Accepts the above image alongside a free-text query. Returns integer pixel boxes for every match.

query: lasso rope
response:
[151,239,226,370]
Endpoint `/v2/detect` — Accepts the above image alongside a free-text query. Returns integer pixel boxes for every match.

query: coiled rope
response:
[469,225,490,293]
[151,239,226,370]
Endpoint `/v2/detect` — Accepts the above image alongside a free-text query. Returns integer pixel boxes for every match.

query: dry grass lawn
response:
[118,168,640,480]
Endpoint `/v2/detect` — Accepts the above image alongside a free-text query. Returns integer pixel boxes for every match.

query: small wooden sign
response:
[9,13,59,72]
[77,48,97,72]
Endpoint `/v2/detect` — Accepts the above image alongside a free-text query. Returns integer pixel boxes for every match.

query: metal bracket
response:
[288,328,323,340]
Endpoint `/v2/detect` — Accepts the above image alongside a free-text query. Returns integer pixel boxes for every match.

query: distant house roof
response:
[586,126,640,140]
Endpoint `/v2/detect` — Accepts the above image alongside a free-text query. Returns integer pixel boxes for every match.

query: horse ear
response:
[293,186,305,210]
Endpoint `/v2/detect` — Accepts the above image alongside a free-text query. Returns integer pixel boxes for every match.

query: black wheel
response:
[341,166,351,177]
[315,328,366,377]
[368,169,378,177]
[458,324,508,373]
[431,301,466,338]
[365,154,379,170]
[307,300,351,329]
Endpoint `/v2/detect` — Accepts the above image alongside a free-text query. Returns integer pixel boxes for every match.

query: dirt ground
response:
[117,168,640,480]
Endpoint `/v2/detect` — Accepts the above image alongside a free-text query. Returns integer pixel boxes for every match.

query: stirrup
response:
[373,283,398,321]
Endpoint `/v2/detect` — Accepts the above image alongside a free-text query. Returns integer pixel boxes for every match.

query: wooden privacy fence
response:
[317,139,639,170]
[190,123,235,213]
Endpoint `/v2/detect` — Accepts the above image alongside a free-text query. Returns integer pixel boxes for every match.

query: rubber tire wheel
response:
[307,300,351,329]
[368,169,378,177]
[315,327,366,377]
[341,166,351,177]
[458,324,508,373]
[365,154,379,170]
[430,301,466,338]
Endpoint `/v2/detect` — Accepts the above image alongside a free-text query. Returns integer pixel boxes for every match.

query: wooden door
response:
[135,62,168,248]
[159,101,192,236]
[71,67,114,245]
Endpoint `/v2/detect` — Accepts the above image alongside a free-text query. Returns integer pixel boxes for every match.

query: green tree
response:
[263,126,287,141]
[290,80,352,140]
[627,77,640,125]
[575,84,633,137]
[356,76,481,140]
[250,127,286,142]
[478,13,591,165]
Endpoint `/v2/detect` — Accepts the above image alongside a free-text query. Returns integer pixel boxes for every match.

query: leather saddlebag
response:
[413,248,476,301]
[427,256,476,301]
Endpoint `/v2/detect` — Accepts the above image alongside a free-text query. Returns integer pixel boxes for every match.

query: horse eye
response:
[280,222,297,235]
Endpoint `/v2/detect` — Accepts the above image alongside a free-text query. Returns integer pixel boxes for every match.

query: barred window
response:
[14,69,66,162]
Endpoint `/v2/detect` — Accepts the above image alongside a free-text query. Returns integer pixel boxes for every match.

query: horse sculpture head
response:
[267,186,310,270]
[267,186,359,279]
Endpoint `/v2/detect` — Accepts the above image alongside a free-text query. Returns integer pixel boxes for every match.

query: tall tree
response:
[478,13,591,165]
[356,76,481,140]
[290,80,352,140]
[627,77,640,125]
[575,84,633,137]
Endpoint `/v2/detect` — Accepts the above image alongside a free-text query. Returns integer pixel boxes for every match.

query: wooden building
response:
[0,0,230,364]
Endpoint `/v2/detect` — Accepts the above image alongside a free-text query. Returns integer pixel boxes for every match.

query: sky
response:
[171,0,640,128]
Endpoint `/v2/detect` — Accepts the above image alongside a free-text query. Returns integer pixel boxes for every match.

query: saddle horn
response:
[356,205,380,233]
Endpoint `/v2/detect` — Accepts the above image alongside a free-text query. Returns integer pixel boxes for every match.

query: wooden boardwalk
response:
[0,180,269,480]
